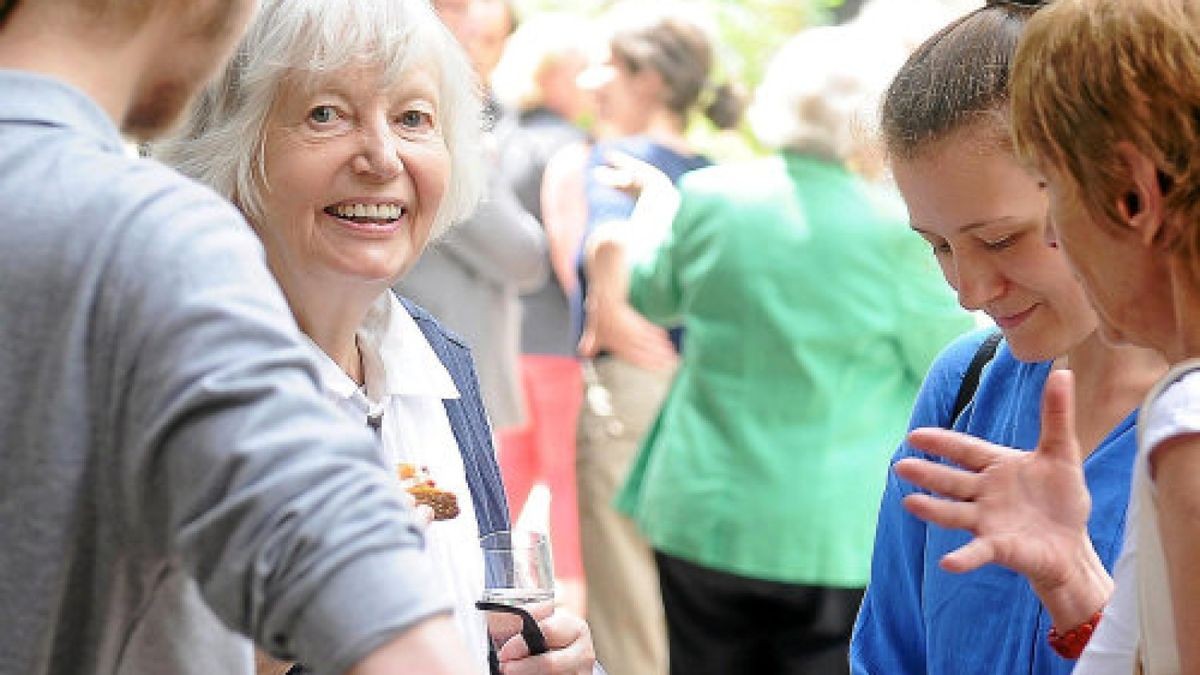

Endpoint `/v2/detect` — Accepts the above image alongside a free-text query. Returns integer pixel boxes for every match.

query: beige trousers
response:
[576,357,674,675]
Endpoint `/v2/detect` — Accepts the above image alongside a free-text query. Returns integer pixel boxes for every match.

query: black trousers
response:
[655,551,864,675]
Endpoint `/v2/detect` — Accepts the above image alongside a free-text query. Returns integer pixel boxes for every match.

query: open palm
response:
[898,370,1094,592]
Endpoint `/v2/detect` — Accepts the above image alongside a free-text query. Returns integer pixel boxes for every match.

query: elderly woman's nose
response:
[351,123,403,179]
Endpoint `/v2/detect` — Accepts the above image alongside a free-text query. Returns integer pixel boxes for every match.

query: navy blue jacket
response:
[402,296,511,538]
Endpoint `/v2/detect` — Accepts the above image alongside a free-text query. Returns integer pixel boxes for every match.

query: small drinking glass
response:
[476,530,554,656]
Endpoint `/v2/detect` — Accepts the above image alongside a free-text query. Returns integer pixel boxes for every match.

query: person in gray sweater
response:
[0,0,474,673]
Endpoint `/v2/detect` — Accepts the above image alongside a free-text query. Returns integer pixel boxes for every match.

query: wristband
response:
[1048,609,1102,659]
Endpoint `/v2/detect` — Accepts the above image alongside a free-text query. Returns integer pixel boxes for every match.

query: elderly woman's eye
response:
[397,109,434,130]
[308,105,338,124]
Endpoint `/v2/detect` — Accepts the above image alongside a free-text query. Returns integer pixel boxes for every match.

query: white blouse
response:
[1078,361,1200,675]
[304,293,488,672]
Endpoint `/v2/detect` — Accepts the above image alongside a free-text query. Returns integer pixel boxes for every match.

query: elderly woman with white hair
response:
[159,1,595,674]
[582,21,972,675]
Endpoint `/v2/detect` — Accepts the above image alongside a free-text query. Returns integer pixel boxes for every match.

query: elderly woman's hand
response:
[491,603,596,675]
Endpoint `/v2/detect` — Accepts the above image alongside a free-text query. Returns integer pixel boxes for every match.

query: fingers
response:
[604,150,652,173]
[591,165,641,197]
[907,427,1012,471]
[902,495,996,575]
[940,538,997,574]
[894,457,978,501]
[609,311,678,371]
[577,326,598,358]
[498,610,595,675]
[484,601,555,646]
[415,504,435,527]
[398,491,434,528]
[1038,369,1082,464]
[902,493,977,532]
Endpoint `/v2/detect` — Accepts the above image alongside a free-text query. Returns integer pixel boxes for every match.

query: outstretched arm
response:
[899,370,1112,631]
[346,616,474,675]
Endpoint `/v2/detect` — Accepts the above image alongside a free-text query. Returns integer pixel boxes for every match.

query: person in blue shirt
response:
[849,2,1166,673]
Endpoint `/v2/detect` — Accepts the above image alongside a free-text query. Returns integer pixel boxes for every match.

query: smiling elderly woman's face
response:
[256,60,450,289]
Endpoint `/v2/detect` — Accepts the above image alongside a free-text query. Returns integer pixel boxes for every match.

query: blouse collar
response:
[304,292,460,403]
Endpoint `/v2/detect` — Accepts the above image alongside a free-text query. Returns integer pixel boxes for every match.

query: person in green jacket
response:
[581,22,974,675]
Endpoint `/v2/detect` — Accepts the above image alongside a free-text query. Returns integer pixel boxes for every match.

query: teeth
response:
[332,203,404,220]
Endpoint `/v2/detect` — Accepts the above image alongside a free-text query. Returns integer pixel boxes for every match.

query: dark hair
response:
[880,1,1043,159]
[0,0,20,27]
[704,82,745,131]
[610,14,743,130]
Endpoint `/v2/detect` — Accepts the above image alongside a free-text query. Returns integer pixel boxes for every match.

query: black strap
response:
[949,331,1003,425]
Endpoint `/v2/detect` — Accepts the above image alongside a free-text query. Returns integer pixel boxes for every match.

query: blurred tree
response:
[512,0,830,92]
[511,0,829,159]
[508,0,975,160]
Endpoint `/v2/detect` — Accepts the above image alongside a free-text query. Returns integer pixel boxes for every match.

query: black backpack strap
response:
[949,331,1003,426]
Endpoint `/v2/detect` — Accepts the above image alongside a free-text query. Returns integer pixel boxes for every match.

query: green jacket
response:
[616,153,973,586]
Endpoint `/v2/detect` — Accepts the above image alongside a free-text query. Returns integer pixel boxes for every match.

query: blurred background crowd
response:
[407,0,985,673]
[13,0,1200,672]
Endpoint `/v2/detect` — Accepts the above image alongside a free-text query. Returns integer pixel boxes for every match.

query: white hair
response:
[489,12,591,113]
[748,23,903,163]
[158,0,485,239]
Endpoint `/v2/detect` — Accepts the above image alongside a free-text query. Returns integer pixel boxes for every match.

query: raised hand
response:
[898,370,1111,626]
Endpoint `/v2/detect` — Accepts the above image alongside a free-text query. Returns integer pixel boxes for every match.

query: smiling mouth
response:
[993,305,1036,329]
[324,202,407,224]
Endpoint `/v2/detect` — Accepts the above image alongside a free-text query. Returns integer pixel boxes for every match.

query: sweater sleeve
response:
[105,181,452,675]
[433,159,548,293]
[628,175,719,326]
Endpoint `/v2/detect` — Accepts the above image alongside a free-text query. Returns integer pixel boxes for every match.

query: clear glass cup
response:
[480,530,555,604]
[476,530,554,656]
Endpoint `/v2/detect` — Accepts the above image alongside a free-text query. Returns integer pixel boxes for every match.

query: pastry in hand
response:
[397,462,460,521]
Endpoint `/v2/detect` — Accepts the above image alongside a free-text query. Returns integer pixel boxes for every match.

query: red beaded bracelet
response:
[1048,610,1103,659]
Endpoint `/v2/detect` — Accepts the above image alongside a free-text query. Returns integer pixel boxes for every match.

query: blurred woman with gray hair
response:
[159,0,596,673]
[582,20,971,675]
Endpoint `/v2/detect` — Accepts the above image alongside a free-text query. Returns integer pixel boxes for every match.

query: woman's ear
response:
[1113,141,1167,246]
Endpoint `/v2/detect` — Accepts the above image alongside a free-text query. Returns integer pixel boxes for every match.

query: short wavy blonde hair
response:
[1012,0,1200,268]
[158,0,485,239]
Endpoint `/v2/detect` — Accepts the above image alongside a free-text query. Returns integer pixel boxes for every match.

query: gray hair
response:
[158,0,485,239]
[748,24,904,164]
